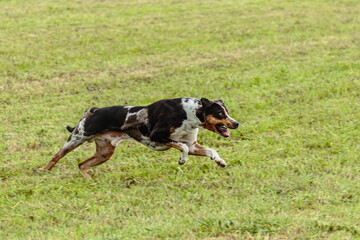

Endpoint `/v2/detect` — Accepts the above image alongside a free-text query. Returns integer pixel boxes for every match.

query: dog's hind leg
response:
[78,139,115,179]
[38,108,98,173]
[38,133,89,172]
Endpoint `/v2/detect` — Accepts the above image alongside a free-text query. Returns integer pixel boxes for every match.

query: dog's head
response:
[199,98,239,138]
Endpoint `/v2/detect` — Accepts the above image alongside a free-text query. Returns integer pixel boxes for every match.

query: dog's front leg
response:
[188,142,226,167]
[149,126,190,165]
[165,141,189,165]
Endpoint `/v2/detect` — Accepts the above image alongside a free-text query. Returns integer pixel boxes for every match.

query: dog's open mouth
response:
[216,124,230,138]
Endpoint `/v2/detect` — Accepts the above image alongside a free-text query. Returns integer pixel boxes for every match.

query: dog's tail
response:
[66,126,75,133]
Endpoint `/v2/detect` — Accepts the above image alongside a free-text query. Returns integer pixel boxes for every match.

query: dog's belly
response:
[138,137,171,151]
[125,129,171,151]
[92,131,131,146]
[92,130,170,151]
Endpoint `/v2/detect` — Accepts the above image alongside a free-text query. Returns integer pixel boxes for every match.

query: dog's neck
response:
[195,106,205,124]
[179,98,204,128]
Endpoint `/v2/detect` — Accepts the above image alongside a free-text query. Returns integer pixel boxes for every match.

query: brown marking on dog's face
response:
[200,98,239,138]
[202,115,234,130]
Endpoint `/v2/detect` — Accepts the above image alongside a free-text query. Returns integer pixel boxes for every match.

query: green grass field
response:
[1,0,360,239]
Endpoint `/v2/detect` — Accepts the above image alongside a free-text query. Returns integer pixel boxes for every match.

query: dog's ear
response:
[216,99,224,105]
[201,98,211,108]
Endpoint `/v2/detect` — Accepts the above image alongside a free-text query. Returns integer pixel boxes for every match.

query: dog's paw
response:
[216,159,227,168]
[37,168,48,173]
[178,157,187,165]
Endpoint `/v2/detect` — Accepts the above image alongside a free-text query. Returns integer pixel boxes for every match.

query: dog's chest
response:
[169,99,201,142]
[170,120,199,142]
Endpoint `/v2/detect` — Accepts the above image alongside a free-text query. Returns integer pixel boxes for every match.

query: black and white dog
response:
[38,98,239,178]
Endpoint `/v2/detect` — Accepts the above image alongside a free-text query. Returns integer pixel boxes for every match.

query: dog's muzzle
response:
[230,121,239,129]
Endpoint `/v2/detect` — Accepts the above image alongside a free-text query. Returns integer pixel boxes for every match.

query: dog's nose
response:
[232,121,239,129]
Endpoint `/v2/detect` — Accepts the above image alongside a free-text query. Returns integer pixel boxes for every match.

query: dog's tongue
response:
[219,127,230,138]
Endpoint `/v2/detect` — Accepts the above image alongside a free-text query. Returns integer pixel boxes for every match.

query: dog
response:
[38,98,239,178]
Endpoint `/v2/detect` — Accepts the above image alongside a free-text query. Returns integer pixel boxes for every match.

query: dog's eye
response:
[218,113,224,117]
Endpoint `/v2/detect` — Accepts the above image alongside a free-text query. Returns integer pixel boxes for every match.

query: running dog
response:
[38,98,239,178]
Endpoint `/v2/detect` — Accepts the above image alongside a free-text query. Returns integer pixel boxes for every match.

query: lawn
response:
[1,0,360,239]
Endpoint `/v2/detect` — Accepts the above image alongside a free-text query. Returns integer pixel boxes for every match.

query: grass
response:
[1,0,360,238]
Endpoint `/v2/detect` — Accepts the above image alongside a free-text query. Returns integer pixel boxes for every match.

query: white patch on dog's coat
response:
[170,98,201,143]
